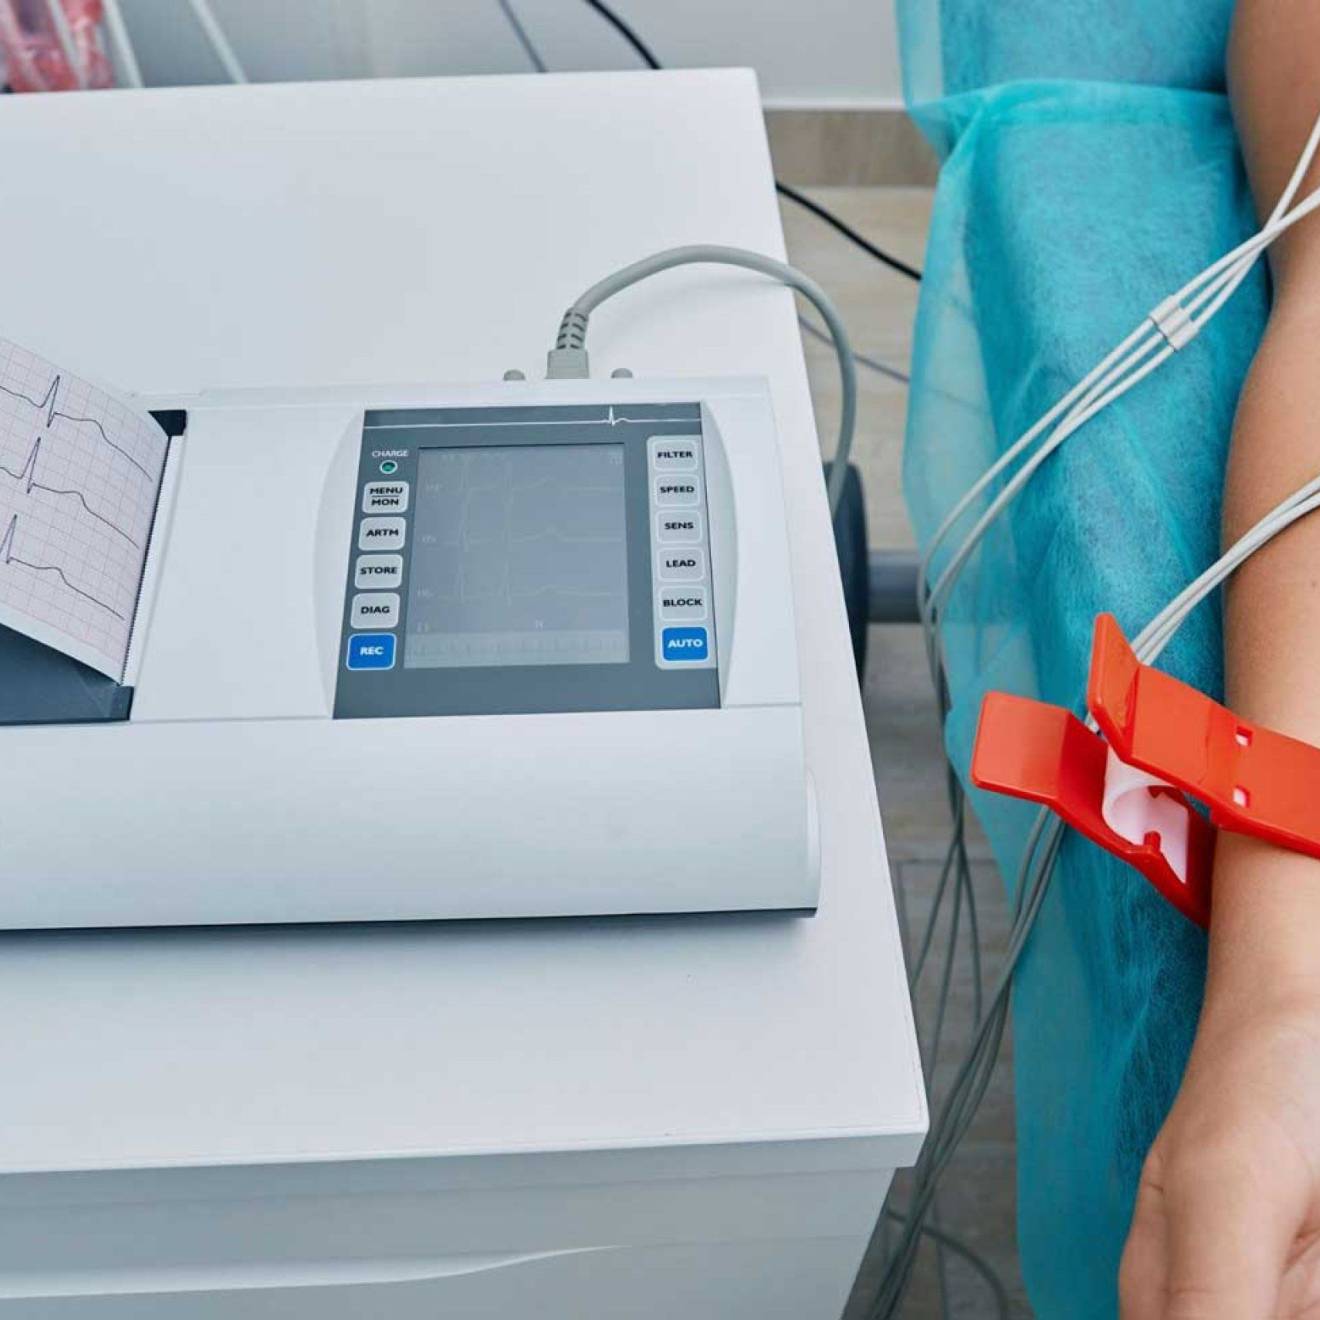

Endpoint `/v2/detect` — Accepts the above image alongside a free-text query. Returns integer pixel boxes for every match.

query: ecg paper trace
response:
[0,338,168,681]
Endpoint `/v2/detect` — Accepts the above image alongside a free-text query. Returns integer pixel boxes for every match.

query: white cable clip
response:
[1148,295,1197,351]
[1100,745,1190,885]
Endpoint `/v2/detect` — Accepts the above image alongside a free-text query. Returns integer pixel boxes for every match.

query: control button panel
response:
[647,435,715,670]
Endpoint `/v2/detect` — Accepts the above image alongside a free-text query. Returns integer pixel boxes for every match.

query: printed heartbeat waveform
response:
[0,513,124,620]
[0,372,156,481]
[0,435,140,546]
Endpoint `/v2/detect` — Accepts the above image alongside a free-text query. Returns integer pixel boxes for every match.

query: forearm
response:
[1212,1,1320,1012]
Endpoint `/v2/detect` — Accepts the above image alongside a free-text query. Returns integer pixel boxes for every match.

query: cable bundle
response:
[872,107,1320,1316]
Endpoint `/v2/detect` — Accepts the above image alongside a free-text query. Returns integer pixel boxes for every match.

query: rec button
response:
[346,633,396,670]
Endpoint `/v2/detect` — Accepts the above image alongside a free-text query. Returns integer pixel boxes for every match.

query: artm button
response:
[359,516,406,551]
[661,626,708,662]
[346,633,396,670]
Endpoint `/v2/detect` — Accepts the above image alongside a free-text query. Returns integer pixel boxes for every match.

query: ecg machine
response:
[0,370,818,929]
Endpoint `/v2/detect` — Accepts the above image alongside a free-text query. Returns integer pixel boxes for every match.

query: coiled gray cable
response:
[548,245,858,514]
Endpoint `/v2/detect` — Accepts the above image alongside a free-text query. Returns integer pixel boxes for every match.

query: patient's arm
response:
[1120,4,1320,1317]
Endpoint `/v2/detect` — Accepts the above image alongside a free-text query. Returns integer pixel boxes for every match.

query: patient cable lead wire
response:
[919,106,1320,657]
[547,245,858,514]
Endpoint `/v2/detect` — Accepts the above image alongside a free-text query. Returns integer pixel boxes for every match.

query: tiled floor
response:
[781,188,1034,1318]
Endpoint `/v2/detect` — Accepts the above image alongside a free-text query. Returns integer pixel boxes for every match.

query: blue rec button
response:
[661,626,708,662]
[347,632,396,671]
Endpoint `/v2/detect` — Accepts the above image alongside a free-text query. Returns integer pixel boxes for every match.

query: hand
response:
[1119,986,1320,1317]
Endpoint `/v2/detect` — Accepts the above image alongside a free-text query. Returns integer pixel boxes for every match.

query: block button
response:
[359,516,406,551]
[661,626,708,662]
[351,592,400,629]
[363,481,410,514]
[346,632,396,671]
[659,585,708,622]
[355,553,404,589]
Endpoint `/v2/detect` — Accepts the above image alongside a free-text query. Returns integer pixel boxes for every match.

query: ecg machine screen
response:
[403,444,630,669]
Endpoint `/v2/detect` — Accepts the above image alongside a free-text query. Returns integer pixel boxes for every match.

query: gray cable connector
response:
[546,347,591,379]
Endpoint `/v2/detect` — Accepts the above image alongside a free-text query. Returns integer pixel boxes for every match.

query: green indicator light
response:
[379,459,398,475]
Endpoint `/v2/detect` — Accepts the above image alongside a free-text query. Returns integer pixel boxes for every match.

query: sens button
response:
[347,633,396,671]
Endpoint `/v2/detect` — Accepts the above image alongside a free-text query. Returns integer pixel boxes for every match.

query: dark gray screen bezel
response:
[334,404,720,719]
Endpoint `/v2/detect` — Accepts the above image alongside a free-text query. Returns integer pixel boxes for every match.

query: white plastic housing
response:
[0,376,817,929]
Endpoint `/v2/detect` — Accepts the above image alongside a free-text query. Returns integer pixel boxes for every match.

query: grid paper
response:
[0,338,168,680]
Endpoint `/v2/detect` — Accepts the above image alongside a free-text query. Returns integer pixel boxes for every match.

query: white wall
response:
[117,0,904,107]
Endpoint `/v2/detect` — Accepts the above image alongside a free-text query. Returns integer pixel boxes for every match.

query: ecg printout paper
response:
[0,338,168,681]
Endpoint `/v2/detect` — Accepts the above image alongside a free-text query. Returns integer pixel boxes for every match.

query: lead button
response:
[351,592,400,628]
[657,548,705,582]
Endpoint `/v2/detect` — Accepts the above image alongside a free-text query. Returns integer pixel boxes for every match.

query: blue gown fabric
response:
[896,3,1266,1314]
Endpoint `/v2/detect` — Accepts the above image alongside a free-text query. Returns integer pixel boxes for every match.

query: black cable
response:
[579,0,925,285]
[581,0,661,68]
[775,181,925,283]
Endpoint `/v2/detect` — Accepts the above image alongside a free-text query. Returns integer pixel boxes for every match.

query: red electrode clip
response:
[970,614,1320,928]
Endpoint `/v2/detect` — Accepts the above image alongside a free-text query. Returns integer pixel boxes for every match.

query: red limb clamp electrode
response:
[970,614,1320,928]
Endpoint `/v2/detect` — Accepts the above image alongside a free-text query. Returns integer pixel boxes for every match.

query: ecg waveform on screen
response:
[0,339,168,679]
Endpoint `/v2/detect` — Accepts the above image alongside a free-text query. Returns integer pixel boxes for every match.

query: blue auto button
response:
[661,626,708,662]
[347,632,396,671]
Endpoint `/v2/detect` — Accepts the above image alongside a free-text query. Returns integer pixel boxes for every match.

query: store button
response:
[661,627,708,662]
[346,633,396,670]
[355,553,404,589]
